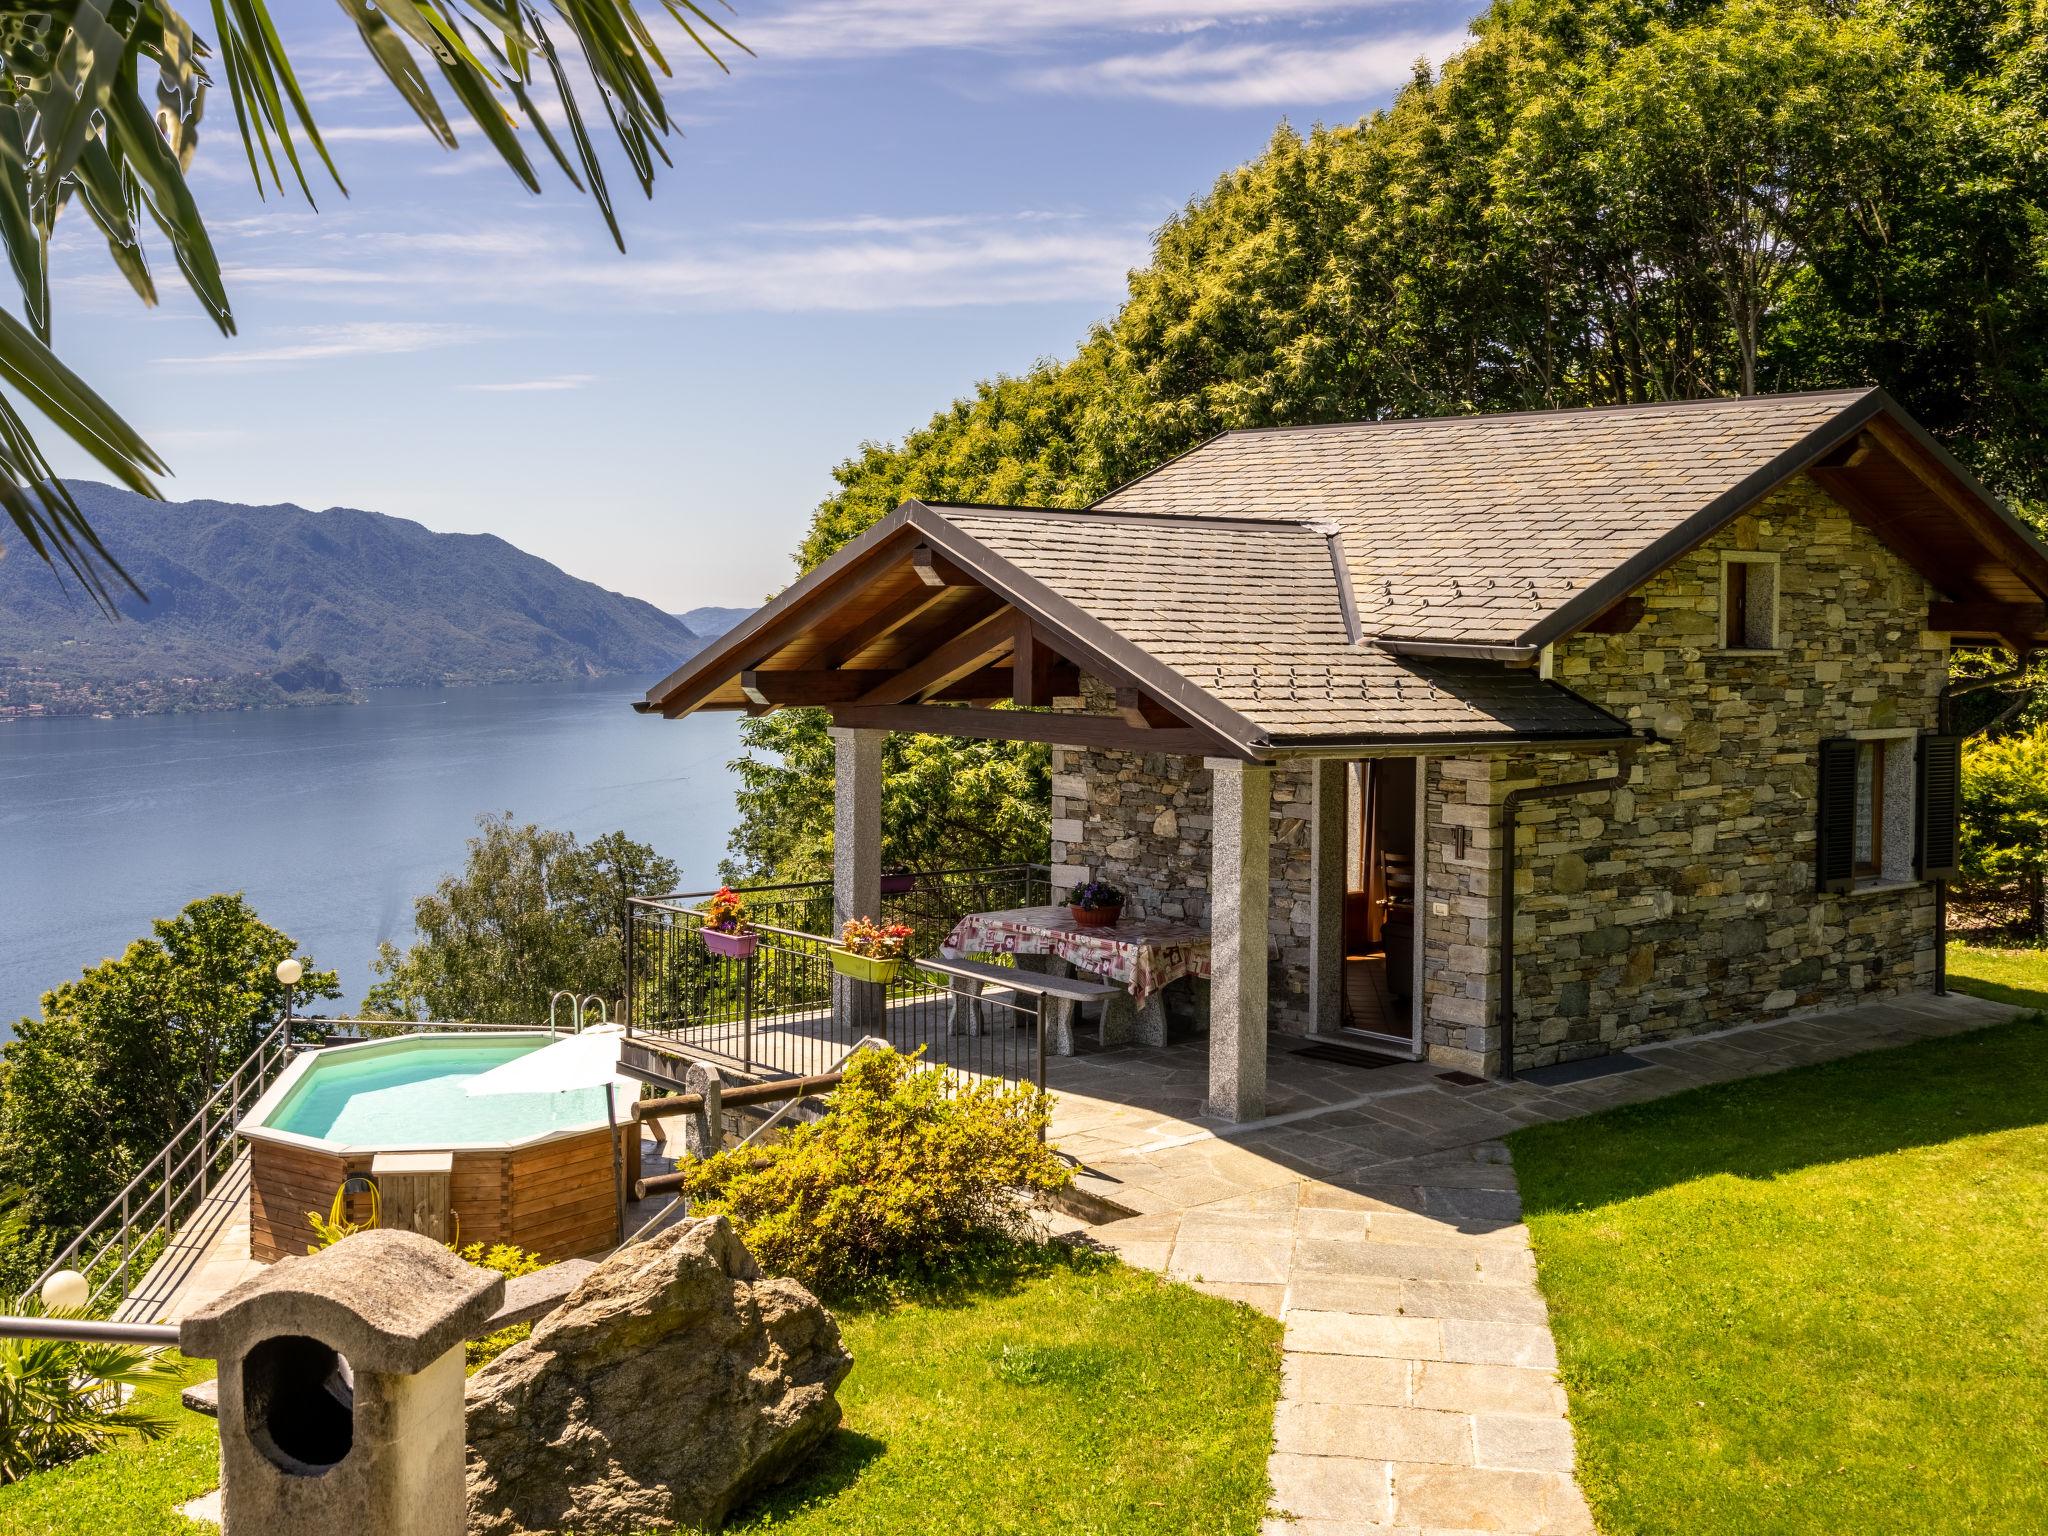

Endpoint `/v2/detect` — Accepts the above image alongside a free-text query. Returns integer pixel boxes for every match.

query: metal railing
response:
[625,884,1061,1092]
[24,1019,299,1314]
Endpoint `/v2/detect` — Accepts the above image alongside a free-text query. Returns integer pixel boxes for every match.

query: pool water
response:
[267,1035,612,1148]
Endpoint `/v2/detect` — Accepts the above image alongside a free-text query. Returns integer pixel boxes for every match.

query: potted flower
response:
[830,916,914,984]
[698,886,758,959]
[1069,880,1126,928]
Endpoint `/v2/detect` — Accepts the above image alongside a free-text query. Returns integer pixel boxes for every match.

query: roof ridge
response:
[928,501,1321,533]
[1203,386,1879,444]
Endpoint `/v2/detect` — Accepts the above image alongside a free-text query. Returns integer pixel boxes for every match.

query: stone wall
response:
[1482,475,1945,1069]
[1047,679,1320,1034]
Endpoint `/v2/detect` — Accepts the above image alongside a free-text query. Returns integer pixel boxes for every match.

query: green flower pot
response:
[829,949,904,984]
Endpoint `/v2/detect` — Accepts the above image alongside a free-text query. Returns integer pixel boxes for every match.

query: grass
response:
[725,1250,1279,1535]
[0,1356,217,1536]
[1946,938,2048,1012]
[0,1252,1280,1536]
[1511,1015,2048,1536]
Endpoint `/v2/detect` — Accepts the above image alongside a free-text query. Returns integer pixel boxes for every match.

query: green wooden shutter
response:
[1916,733,1963,881]
[1816,738,1859,893]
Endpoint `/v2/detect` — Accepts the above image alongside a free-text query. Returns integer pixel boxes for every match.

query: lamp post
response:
[276,957,304,1048]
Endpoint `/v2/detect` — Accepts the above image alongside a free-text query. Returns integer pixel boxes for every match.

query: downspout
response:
[1932,658,2034,995]
[1496,741,1643,1080]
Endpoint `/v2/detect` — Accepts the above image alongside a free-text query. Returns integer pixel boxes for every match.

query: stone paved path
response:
[1051,990,2017,1535]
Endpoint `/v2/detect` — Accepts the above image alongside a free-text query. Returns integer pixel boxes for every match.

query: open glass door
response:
[1342,757,1422,1052]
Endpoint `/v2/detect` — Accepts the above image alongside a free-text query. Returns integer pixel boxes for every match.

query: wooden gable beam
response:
[855,609,1020,706]
[1115,686,1190,730]
[1926,602,2048,638]
[813,582,946,669]
[912,542,970,587]
[659,547,907,718]
[740,662,1075,708]
[1011,620,1058,708]
[830,703,1227,758]
[1863,417,2048,597]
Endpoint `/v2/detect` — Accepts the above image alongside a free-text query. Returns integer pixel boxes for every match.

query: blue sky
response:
[44,1,1476,613]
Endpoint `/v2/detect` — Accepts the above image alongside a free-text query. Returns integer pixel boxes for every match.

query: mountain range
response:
[0,482,744,717]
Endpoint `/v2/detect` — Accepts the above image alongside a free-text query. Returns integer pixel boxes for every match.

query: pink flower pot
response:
[700,927,759,959]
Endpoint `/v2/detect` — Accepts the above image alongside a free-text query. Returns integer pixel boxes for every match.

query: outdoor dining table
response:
[938,905,1212,1055]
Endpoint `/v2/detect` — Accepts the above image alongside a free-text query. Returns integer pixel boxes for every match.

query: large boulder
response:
[465,1216,852,1535]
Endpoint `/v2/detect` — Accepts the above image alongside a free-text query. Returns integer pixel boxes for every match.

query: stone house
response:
[644,388,2048,1120]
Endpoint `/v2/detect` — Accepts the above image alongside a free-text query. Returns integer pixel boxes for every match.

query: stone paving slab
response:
[1053,990,2018,1536]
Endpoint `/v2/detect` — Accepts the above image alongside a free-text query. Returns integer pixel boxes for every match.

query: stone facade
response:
[1471,477,1946,1070]
[1048,680,1321,1034]
[1054,474,1948,1072]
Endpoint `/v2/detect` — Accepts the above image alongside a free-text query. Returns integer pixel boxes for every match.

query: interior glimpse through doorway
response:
[1343,758,1420,1047]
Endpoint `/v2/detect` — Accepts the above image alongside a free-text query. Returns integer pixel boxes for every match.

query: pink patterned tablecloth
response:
[940,905,1211,1007]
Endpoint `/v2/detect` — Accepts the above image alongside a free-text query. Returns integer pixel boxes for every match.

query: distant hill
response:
[0,482,715,717]
[677,605,753,638]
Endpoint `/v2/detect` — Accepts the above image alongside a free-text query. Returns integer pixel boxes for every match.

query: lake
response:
[0,681,744,1027]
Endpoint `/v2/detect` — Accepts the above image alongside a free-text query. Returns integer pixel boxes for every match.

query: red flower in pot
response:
[699,886,759,959]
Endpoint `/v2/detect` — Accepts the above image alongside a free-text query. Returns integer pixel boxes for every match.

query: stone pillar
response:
[179,1230,504,1536]
[1208,759,1272,1122]
[1308,758,1348,1038]
[831,728,885,1035]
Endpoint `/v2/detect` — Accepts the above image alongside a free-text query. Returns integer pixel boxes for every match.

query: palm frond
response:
[0,1,743,599]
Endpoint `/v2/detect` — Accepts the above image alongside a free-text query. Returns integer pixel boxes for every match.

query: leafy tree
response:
[1961,725,2048,936]
[726,0,2048,886]
[0,895,337,1264]
[368,813,679,1024]
[0,2,747,602]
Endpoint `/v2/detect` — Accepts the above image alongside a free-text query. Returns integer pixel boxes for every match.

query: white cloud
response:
[462,373,597,392]
[155,320,492,367]
[1026,27,1468,106]
[738,0,1375,61]
[203,210,1147,314]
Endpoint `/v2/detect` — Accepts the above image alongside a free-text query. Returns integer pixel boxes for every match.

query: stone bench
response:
[931,957,1121,1055]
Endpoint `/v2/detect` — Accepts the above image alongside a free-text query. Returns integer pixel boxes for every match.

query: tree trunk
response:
[2030,866,2044,940]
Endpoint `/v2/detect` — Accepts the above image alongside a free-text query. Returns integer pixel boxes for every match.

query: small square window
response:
[1722,555,1777,650]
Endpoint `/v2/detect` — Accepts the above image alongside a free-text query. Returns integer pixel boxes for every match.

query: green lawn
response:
[0,1253,1280,1536]
[1946,939,2048,1012]
[1511,1015,2048,1536]
[0,1357,218,1536]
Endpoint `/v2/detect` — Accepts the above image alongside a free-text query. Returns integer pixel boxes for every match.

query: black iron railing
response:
[625,865,1056,1089]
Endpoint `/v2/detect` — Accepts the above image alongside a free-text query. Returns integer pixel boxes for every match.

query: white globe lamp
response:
[276,957,305,1045]
[40,1268,90,1313]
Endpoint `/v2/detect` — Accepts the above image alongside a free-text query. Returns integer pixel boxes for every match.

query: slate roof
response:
[934,506,1629,744]
[1094,388,1880,645]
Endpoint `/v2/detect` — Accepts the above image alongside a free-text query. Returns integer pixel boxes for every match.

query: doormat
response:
[1516,1052,1653,1087]
[1292,1042,1409,1070]
[1435,1071,1488,1087]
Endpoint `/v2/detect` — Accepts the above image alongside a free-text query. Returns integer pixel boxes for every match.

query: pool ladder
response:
[549,991,614,1035]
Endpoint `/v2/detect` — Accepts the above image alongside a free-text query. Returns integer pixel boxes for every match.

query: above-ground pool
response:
[239,1033,638,1263]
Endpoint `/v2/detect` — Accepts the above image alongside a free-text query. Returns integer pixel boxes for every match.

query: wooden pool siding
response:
[247,1124,639,1262]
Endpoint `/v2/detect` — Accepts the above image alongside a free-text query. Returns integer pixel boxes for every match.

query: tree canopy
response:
[0,893,336,1270]
[727,0,2048,886]
[368,813,680,1024]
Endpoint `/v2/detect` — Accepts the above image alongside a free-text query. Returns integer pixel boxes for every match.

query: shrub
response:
[675,1048,1070,1298]
[459,1242,548,1368]
[0,1310,176,1484]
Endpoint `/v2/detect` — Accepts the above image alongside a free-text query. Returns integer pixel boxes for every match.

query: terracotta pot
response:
[699,927,758,959]
[829,949,903,984]
[1069,903,1123,928]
